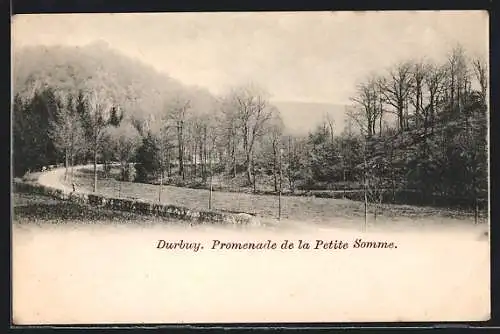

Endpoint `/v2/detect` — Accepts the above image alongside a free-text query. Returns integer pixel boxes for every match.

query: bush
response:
[125,164,136,182]
[135,200,153,215]
[88,194,104,206]
[69,192,88,205]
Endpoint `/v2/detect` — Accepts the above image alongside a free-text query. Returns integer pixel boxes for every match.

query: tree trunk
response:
[278,148,282,220]
[70,151,75,184]
[273,142,278,192]
[167,148,171,177]
[93,145,98,193]
[202,128,207,180]
[177,121,184,178]
[245,151,252,185]
[208,149,213,210]
[200,141,205,180]
[64,148,69,181]
[252,159,256,193]
[474,197,479,224]
[363,139,368,231]
[159,167,163,202]
[194,144,197,177]
[398,107,404,131]
[288,137,293,192]
[379,114,382,136]
[232,141,236,178]
[182,144,186,180]
[364,186,368,231]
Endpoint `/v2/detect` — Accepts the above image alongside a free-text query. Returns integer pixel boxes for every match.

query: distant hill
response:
[12,41,217,124]
[12,42,350,137]
[272,101,349,136]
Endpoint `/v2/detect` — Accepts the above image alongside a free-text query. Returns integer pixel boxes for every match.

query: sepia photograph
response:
[11,11,490,324]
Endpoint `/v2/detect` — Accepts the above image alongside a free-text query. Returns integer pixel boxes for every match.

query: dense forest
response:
[13,42,488,212]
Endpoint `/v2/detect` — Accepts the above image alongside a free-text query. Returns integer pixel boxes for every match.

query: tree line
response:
[308,44,488,215]
[13,43,488,212]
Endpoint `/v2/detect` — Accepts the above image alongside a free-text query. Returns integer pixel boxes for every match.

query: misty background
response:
[12,11,488,134]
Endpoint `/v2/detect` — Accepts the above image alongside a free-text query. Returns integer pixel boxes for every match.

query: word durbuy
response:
[156,239,202,252]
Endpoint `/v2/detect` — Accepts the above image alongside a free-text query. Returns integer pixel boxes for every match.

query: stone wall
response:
[13,179,253,225]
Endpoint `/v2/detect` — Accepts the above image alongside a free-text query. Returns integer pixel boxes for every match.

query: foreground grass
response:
[66,167,487,225]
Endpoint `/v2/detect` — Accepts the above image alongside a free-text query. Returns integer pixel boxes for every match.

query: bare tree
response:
[219,96,241,178]
[446,44,471,112]
[190,114,205,178]
[423,63,447,133]
[380,61,415,131]
[325,112,336,144]
[262,109,284,192]
[410,60,426,128]
[472,57,488,105]
[154,118,176,200]
[48,94,86,182]
[165,94,191,180]
[82,84,115,192]
[350,75,384,137]
[230,84,274,185]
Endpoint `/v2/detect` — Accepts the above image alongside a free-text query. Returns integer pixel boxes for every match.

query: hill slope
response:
[13,42,349,135]
[12,41,217,123]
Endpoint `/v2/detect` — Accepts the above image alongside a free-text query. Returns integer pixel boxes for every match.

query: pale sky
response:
[12,11,488,104]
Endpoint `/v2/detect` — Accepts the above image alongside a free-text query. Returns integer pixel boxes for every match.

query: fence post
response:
[209,149,213,210]
[278,148,283,220]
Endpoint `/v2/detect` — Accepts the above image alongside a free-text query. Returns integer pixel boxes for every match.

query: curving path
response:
[38,165,93,194]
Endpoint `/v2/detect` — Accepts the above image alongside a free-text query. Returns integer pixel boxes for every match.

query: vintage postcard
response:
[11,11,490,324]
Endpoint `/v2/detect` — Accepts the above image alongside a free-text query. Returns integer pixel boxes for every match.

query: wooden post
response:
[209,149,213,210]
[288,136,292,192]
[158,166,163,202]
[279,148,283,221]
[93,144,98,193]
[70,153,75,185]
[363,138,368,232]
[474,197,479,224]
[64,148,69,181]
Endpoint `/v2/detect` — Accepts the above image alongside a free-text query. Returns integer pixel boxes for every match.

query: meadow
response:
[59,166,487,229]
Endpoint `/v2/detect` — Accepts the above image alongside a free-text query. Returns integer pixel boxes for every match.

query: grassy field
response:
[61,166,488,227]
[12,191,175,226]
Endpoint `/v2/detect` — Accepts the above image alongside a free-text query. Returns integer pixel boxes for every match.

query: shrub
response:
[135,200,152,215]
[70,192,88,205]
[88,194,103,206]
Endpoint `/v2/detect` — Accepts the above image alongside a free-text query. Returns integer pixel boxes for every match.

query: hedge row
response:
[308,189,488,210]
[12,180,253,225]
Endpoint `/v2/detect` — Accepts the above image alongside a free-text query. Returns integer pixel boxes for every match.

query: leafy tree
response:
[106,122,142,181]
[134,132,160,183]
[13,89,59,176]
[48,94,86,181]
[80,78,116,192]
[108,106,123,127]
